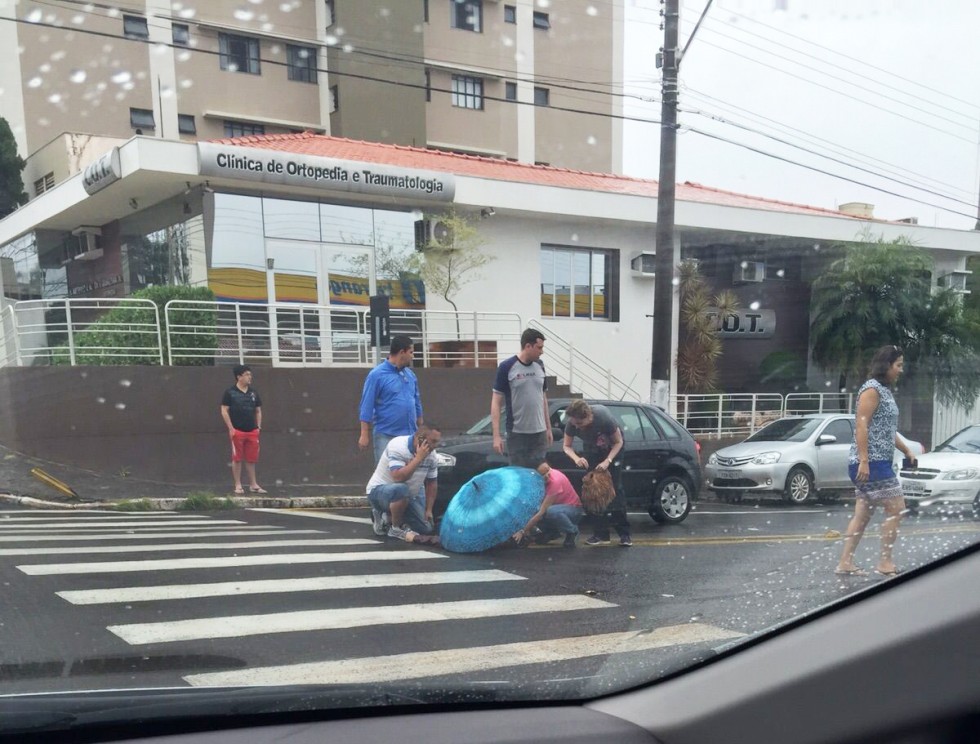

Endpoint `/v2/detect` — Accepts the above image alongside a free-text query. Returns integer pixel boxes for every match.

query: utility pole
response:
[651,0,680,407]
[650,0,713,408]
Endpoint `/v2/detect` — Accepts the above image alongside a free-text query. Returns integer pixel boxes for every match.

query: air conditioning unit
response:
[64,228,104,263]
[414,218,454,251]
[630,252,656,278]
[734,261,765,283]
[938,270,971,293]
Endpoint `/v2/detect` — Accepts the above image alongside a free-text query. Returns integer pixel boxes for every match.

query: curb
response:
[0,493,369,511]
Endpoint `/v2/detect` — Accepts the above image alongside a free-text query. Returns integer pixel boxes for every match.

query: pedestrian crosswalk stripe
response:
[248,508,370,525]
[0,538,377,556]
[0,529,322,543]
[0,510,212,515]
[0,520,247,531]
[0,514,212,521]
[18,550,445,575]
[58,569,525,605]
[184,624,745,687]
[108,594,614,645]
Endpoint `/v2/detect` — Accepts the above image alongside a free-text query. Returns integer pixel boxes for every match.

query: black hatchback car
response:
[434,399,702,524]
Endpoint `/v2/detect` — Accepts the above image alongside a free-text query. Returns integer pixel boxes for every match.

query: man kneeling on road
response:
[366,424,442,544]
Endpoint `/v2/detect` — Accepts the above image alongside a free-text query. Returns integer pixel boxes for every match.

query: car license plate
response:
[902,481,925,496]
[718,470,741,479]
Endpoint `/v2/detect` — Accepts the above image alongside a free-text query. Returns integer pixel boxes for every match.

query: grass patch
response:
[113,498,154,511]
[178,491,236,511]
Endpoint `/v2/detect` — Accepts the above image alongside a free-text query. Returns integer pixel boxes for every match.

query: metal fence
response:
[672,392,858,438]
[0,298,163,367]
[0,297,526,371]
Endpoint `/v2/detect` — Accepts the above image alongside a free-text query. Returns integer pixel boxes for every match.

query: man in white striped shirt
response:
[366,425,442,543]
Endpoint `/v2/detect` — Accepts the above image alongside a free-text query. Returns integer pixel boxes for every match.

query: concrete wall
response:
[0,366,493,491]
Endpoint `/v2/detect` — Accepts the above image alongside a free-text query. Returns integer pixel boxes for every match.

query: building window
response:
[534,86,550,106]
[425,69,431,101]
[325,0,335,27]
[423,0,429,23]
[504,5,516,23]
[224,121,265,137]
[287,45,317,83]
[505,81,517,101]
[451,75,483,109]
[129,107,155,130]
[123,15,149,39]
[219,33,261,74]
[172,23,189,46]
[330,85,339,113]
[451,0,482,33]
[532,11,550,29]
[540,245,616,320]
[177,114,196,134]
[33,172,55,196]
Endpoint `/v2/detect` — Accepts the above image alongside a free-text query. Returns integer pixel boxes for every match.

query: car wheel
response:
[783,467,814,504]
[720,490,744,504]
[649,475,692,524]
[972,492,980,520]
[904,498,920,516]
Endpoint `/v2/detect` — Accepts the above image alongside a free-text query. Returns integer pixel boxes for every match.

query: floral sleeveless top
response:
[848,378,899,464]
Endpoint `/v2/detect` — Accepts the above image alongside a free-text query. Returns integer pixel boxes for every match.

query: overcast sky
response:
[622,0,980,230]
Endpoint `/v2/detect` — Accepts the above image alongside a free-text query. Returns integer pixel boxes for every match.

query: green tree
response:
[676,259,739,392]
[810,234,980,411]
[0,117,28,218]
[409,209,494,337]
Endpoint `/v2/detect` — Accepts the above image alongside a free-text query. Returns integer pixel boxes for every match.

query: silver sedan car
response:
[705,414,923,505]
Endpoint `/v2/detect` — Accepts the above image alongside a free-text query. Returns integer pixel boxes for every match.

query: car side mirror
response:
[816,434,837,445]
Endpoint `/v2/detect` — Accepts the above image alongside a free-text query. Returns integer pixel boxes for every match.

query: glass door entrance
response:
[265,240,375,366]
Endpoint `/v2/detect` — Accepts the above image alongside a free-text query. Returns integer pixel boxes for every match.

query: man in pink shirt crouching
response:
[511,462,585,548]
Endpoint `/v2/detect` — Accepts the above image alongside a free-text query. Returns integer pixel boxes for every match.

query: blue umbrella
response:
[440,467,545,553]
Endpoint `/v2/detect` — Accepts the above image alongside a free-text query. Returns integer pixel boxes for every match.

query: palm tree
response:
[676,259,739,392]
[810,234,980,411]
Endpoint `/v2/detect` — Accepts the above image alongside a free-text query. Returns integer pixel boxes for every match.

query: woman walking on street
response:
[836,345,920,578]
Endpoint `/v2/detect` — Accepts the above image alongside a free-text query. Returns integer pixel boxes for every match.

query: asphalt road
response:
[1,500,977,698]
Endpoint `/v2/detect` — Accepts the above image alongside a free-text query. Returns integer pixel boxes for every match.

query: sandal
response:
[834,567,868,576]
[233,487,245,495]
[875,568,903,576]
[249,486,267,494]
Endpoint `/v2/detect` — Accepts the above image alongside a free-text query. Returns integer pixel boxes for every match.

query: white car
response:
[705,414,923,505]
[899,424,980,516]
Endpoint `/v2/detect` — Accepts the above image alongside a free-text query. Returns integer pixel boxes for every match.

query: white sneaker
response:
[371,508,388,536]
[387,524,412,541]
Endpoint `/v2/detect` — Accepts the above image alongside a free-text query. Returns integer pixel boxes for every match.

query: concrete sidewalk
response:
[0,443,368,511]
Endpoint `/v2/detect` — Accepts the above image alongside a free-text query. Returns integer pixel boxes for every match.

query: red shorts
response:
[231,429,260,463]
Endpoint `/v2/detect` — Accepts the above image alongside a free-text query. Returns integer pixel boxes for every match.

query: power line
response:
[684,124,979,222]
[674,34,977,144]
[708,2,980,113]
[682,88,976,201]
[681,11,979,124]
[680,105,978,210]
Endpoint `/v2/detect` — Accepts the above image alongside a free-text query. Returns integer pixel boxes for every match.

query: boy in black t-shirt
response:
[220,365,265,495]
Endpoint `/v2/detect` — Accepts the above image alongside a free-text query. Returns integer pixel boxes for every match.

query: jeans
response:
[540,504,584,536]
[373,432,396,464]
[507,431,548,468]
[367,482,434,534]
[586,451,629,539]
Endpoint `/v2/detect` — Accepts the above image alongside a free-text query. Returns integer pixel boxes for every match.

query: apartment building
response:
[0,0,625,197]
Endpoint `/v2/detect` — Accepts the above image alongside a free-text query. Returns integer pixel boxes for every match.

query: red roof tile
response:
[212,132,861,220]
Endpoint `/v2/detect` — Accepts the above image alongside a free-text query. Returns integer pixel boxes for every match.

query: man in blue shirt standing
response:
[358,335,424,462]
